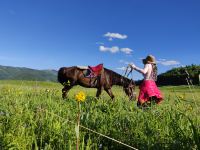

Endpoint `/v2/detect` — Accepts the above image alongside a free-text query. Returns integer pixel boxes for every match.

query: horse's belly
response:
[78,77,98,88]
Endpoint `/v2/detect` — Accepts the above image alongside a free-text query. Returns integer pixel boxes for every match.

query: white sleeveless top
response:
[143,64,154,80]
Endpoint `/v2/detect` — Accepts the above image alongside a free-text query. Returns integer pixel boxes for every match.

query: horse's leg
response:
[96,86,103,98]
[105,88,115,100]
[62,86,72,99]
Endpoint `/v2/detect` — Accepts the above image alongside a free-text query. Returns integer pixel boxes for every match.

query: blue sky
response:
[0,0,199,79]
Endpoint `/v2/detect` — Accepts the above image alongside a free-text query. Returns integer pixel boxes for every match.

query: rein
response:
[124,66,133,78]
[121,66,134,87]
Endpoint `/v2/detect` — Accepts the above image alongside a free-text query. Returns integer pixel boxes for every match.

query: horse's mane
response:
[104,68,131,85]
[104,68,123,78]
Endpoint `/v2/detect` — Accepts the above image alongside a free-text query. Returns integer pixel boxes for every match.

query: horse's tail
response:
[57,67,66,84]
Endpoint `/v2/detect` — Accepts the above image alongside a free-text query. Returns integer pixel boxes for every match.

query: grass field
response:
[0,80,200,150]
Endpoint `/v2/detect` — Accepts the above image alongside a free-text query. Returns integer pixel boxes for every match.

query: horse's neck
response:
[112,78,121,86]
[111,74,126,86]
[104,68,130,86]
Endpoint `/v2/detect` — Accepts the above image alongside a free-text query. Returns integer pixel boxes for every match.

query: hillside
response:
[0,65,57,82]
[157,64,200,85]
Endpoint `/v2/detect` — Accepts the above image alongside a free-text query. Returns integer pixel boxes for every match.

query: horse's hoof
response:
[62,96,67,100]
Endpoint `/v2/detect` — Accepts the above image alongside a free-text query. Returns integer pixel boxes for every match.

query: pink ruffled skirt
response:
[138,80,163,104]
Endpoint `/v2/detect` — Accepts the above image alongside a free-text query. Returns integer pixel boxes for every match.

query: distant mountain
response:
[0,65,57,82]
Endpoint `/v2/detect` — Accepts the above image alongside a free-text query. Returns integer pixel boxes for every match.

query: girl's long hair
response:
[152,64,157,81]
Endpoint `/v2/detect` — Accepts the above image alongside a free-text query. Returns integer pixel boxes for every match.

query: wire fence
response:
[39,108,139,150]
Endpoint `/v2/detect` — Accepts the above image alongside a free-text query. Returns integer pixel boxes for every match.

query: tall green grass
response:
[0,80,199,149]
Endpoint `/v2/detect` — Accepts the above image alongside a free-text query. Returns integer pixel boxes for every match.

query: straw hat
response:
[143,55,156,64]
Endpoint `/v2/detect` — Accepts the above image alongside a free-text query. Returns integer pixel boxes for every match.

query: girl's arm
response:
[130,64,149,75]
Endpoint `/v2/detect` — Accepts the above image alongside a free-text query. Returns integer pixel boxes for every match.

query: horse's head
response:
[122,79,136,101]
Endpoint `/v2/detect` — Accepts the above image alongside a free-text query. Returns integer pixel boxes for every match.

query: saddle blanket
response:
[77,66,88,69]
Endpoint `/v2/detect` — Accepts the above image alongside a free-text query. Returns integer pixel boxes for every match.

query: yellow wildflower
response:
[188,105,193,111]
[45,89,50,92]
[75,91,86,102]
[177,94,184,100]
[63,80,71,86]
[67,80,70,86]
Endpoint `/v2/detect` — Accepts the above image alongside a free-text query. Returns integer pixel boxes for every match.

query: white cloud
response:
[119,60,134,65]
[95,42,104,45]
[120,48,133,54]
[116,66,127,70]
[159,58,166,61]
[104,32,127,41]
[99,46,133,55]
[99,45,119,53]
[157,59,181,66]
[116,66,131,71]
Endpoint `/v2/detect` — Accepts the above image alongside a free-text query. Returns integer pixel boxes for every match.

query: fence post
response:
[199,74,200,85]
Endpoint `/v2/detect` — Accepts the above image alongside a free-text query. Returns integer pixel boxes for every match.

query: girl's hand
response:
[129,63,136,69]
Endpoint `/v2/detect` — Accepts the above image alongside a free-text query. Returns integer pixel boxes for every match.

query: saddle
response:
[82,64,104,87]
[88,64,103,77]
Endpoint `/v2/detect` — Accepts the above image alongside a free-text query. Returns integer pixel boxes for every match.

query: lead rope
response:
[124,66,129,77]
[124,66,133,78]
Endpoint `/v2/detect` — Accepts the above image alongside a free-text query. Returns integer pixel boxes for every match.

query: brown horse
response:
[57,66,136,100]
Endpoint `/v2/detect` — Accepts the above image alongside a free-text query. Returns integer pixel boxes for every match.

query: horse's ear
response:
[130,79,135,85]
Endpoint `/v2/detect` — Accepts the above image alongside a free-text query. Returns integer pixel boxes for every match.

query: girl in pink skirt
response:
[129,55,163,107]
